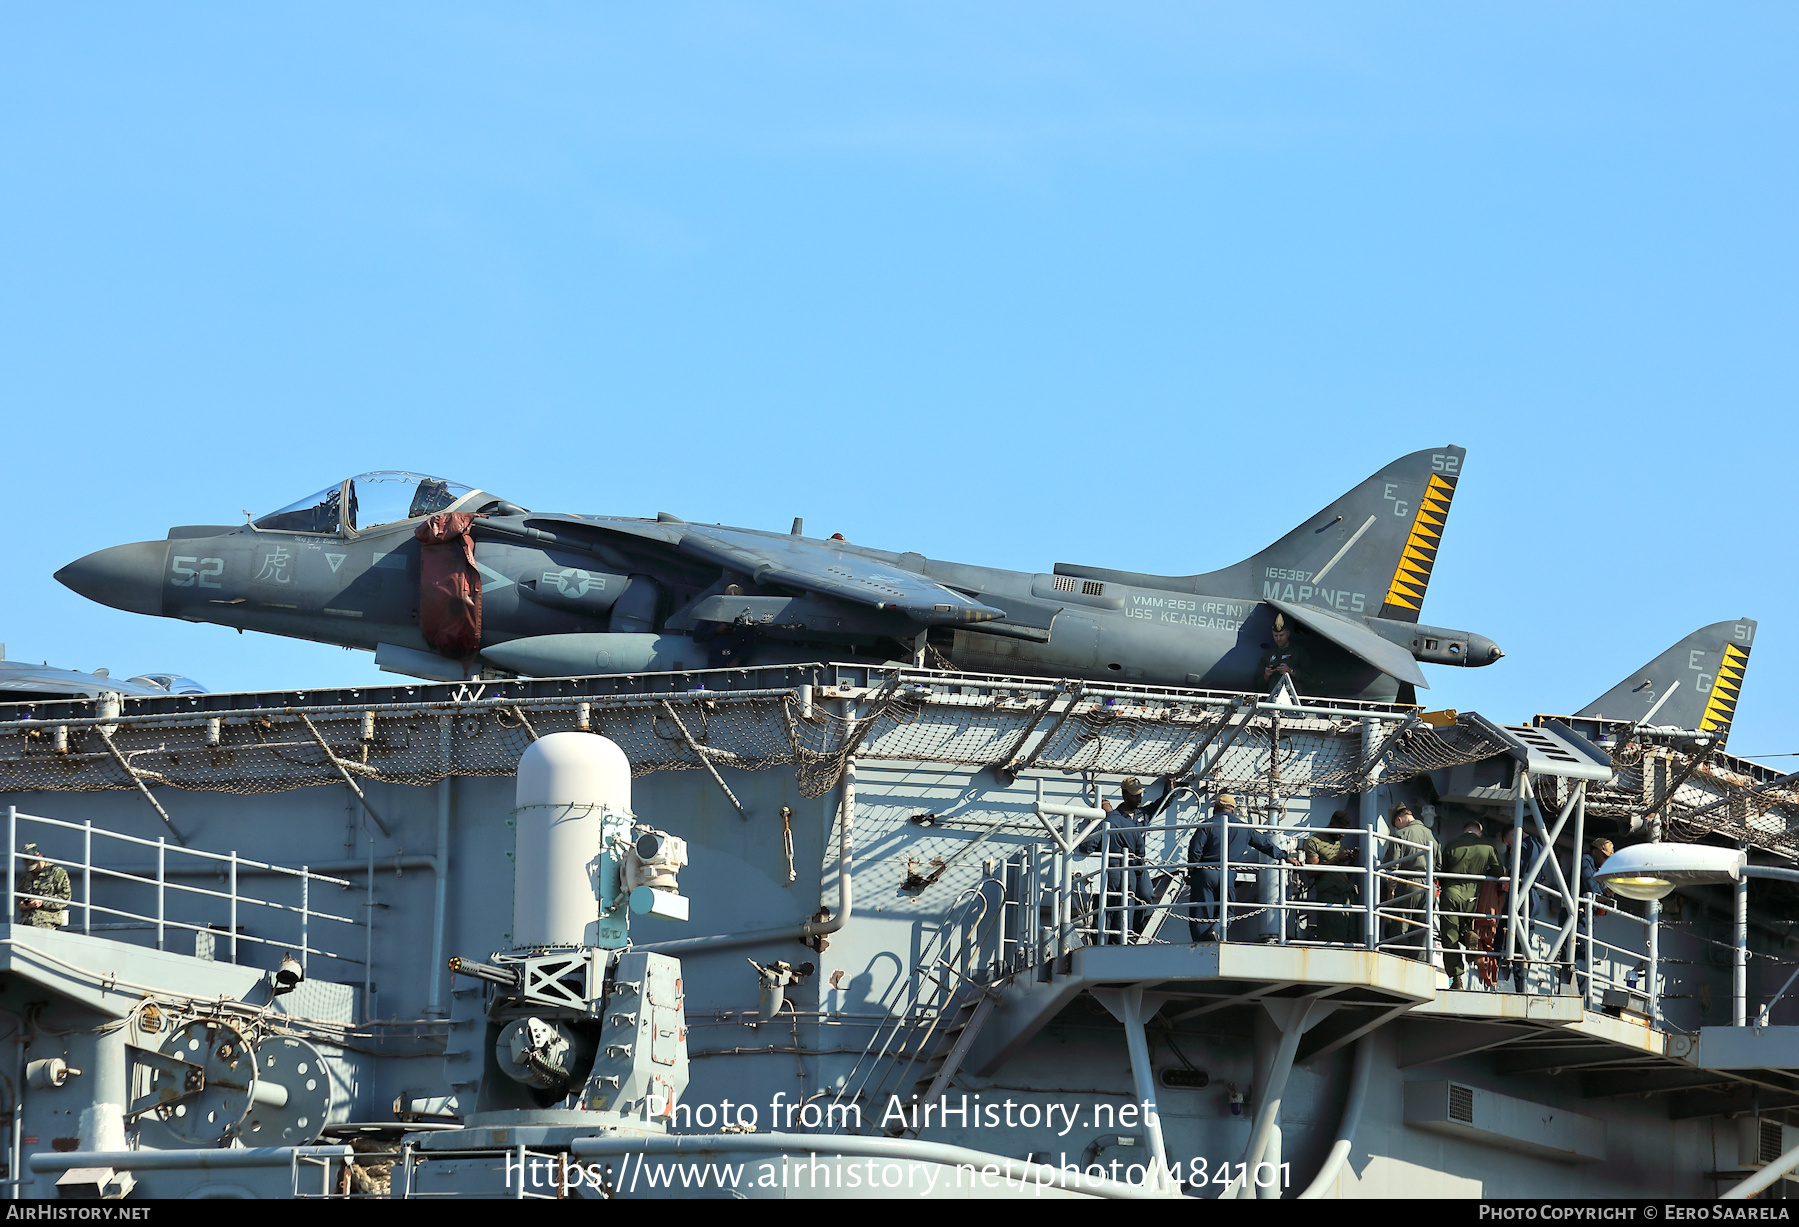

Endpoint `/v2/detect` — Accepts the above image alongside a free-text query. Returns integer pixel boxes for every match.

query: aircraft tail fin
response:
[1055,445,1465,620]
[1575,619,1757,743]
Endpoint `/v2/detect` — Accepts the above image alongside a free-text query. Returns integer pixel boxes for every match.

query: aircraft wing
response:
[1268,599,1430,689]
[0,663,170,700]
[524,515,1007,626]
[676,526,1006,625]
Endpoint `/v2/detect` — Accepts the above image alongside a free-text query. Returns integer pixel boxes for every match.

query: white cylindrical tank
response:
[513,732,632,947]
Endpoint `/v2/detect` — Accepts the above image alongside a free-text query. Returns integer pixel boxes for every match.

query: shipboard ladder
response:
[828,884,1005,1135]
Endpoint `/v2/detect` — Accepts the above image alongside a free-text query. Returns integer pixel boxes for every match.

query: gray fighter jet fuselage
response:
[56,452,1502,700]
[0,644,206,703]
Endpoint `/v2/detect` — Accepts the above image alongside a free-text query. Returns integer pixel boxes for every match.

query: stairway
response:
[891,986,1000,1138]
[829,886,1002,1133]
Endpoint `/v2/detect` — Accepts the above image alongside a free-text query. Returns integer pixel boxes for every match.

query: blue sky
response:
[3,6,1795,751]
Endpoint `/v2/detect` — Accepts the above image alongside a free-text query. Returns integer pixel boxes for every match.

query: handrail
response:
[829,884,1000,1128]
[43,862,358,925]
[5,805,363,966]
[3,809,351,883]
[1003,817,1660,1006]
[0,685,808,734]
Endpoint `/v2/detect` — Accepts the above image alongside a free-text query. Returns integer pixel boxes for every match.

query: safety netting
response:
[0,676,1519,819]
[1535,737,1799,859]
[0,695,808,796]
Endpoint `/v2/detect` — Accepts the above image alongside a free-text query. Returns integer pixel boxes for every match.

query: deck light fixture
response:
[1594,843,1799,901]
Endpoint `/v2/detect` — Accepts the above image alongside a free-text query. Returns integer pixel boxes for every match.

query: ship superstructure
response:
[0,664,1795,1198]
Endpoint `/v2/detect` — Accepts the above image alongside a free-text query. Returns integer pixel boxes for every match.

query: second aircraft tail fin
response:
[1576,619,1757,743]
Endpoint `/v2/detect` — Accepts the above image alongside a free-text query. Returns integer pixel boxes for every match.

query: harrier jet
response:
[55,449,1501,701]
[0,645,205,702]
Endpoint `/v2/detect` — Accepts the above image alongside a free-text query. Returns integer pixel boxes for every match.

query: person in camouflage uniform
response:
[17,843,69,929]
[1302,811,1362,944]
[1440,818,1504,989]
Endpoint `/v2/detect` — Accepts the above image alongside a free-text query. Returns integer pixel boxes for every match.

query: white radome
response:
[513,732,632,946]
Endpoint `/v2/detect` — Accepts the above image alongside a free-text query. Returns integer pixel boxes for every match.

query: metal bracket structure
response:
[507,706,540,742]
[999,683,1085,783]
[834,677,902,763]
[298,714,391,836]
[1091,986,1175,1189]
[93,728,184,845]
[1225,996,1341,1199]
[1523,782,1584,968]
[658,701,747,821]
[492,949,610,1015]
[777,692,803,763]
[1508,777,1582,968]
[1029,780,1106,854]
[1029,780,1110,960]
[1352,712,1422,794]
[123,1044,208,1121]
[1170,698,1250,782]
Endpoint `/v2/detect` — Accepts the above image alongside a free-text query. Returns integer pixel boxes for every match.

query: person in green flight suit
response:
[1254,614,1309,695]
[1386,805,1440,953]
[16,843,70,930]
[1440,818,1504,990]
[1302,810,1362,944]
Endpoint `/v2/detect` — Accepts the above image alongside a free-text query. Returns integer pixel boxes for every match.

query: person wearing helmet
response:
[16,843,69,929]
[1253,613,1308,694]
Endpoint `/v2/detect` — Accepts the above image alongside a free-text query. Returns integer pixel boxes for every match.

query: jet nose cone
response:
[56,542,169,616]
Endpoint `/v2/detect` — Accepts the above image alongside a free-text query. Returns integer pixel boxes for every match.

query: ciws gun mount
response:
[441,733,692,1148]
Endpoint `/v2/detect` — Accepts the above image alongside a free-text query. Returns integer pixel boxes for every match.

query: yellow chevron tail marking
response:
[1698,642,1751,739]
[1378,472,1457,618]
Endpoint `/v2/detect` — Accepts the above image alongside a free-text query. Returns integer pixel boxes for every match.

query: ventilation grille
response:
[1448,1083,1476,1124]
[1053,575,1076,592]
[1082,581,1105,596]
[1761,1119,1784,1164]
[1159,1068,1209,1089]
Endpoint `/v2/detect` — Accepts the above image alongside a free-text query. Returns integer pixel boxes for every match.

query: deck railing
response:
[4,804,362,970]
[1003,813,1658,1017]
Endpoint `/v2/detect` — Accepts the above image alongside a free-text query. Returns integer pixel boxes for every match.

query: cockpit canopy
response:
[253,472,492,536]
[126,674,210,695]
